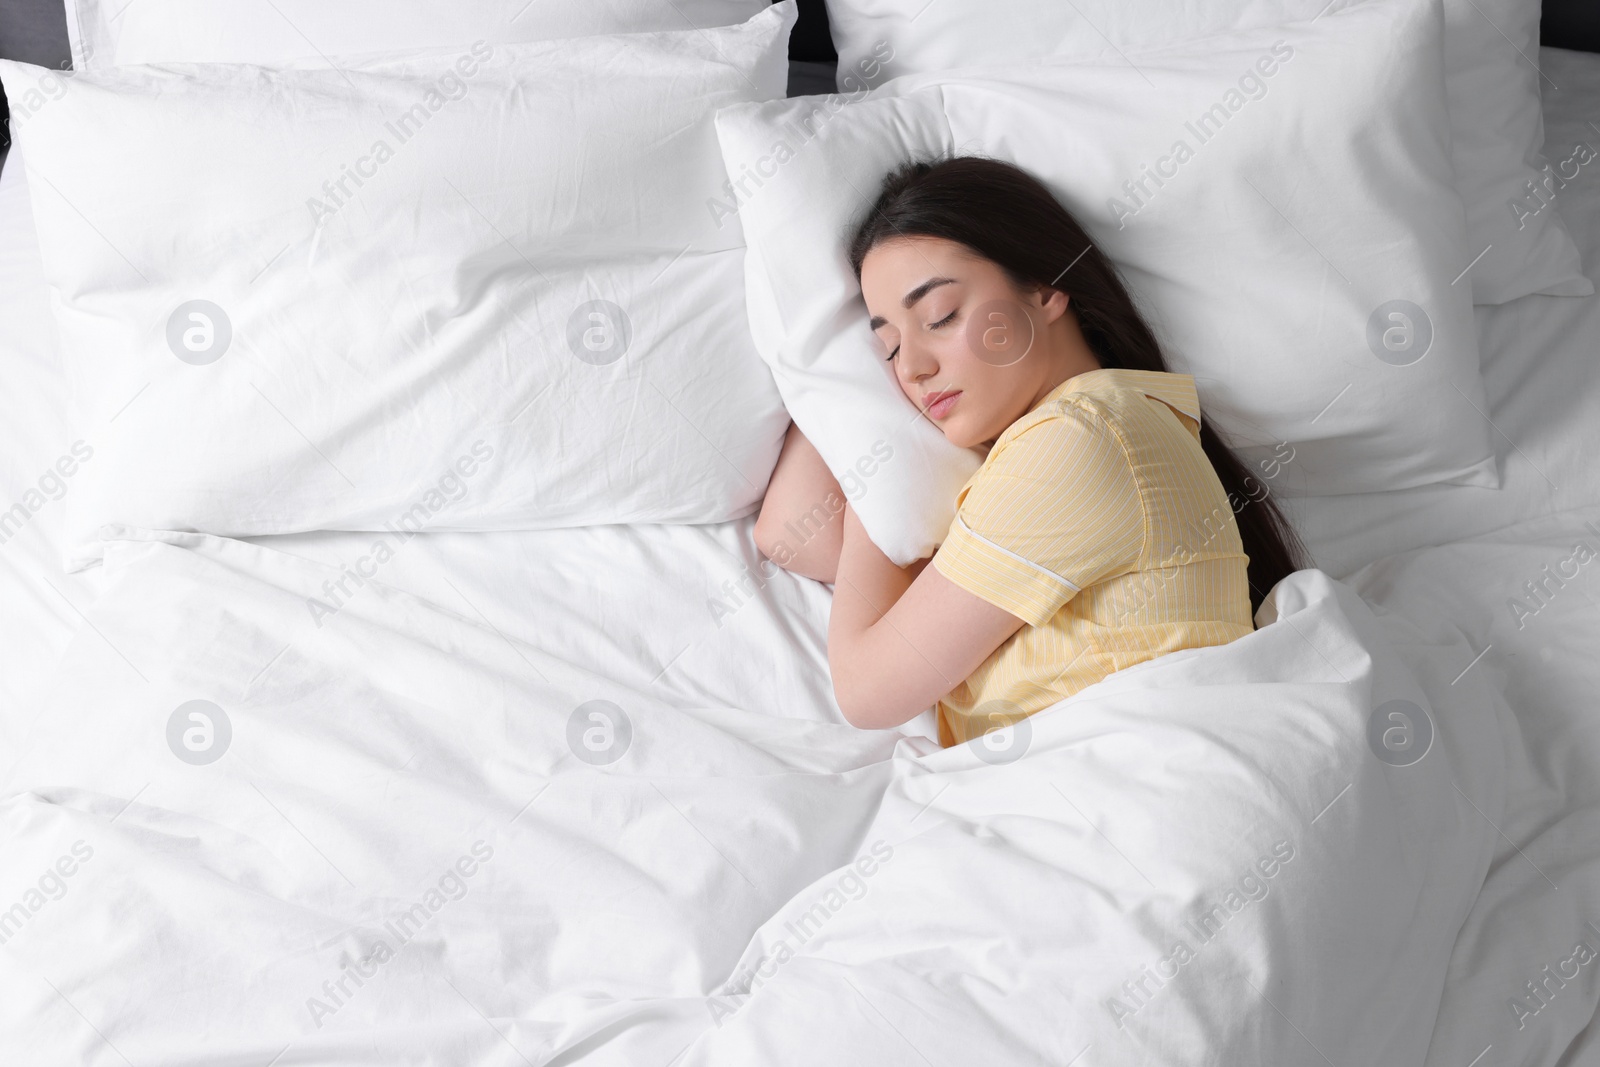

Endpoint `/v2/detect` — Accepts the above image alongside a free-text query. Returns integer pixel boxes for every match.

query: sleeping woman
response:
[754,156,1307,747]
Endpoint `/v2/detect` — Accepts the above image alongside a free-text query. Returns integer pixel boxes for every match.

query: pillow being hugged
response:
[716,0,1497,566]
[821,0,1592,306]
[2,3,797,570]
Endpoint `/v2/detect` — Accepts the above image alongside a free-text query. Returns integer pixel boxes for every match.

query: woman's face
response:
[860,235,1076,449]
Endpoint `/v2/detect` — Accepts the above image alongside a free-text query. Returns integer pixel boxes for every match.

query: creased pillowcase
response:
[716,0,1496,566]
[822,0,1592,306]
[63,0,769,67]
[2,2,795,571]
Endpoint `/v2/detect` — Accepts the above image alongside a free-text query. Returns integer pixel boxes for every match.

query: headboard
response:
[1543,0,1600,52]
[789,0,837,62]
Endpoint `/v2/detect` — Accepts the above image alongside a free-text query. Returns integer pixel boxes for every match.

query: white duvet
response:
[0,529,1507,1064]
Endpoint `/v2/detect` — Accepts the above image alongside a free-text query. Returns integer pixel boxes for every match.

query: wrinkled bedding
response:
[0,529,1506,1063]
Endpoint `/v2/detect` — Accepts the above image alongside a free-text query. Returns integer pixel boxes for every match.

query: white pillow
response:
[2,3,795,570]
[1441,0,1592,303]
[716,0,1497,566]
[64,0,768,67]
[823,0,1593,307]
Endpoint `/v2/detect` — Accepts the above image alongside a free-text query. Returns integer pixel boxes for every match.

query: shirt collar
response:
[1035,367,1202,428]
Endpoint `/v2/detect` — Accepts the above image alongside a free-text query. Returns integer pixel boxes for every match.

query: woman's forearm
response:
[754,424,846,583]
[828,505,934,728]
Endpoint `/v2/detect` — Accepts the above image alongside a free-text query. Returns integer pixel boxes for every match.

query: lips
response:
[923,389,962,420]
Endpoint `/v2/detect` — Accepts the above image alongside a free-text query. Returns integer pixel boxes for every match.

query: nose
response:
[895,335,937,384]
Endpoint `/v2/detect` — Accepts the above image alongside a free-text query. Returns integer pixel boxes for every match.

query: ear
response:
[1032,284,1071,324]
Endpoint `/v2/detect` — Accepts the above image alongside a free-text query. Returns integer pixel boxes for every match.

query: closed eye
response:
[885,309,959,362]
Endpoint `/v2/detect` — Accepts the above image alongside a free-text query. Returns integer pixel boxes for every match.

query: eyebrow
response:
[868,276,958,331]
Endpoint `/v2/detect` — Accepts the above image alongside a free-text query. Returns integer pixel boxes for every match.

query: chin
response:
[941,424,981,449]
[931,406,992,449]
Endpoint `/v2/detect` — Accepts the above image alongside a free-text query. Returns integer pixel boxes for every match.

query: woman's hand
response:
[828,505,1025,730]
[754,423,847,583]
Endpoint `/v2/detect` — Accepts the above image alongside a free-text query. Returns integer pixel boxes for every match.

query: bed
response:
[0,1,1597,1063]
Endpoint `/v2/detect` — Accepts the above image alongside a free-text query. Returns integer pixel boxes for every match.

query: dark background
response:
[3,0,1598,150]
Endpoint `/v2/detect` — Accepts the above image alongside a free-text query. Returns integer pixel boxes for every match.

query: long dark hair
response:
[847,156,1307,613]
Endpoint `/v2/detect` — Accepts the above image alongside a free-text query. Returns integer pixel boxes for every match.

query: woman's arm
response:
[754,423,847,583]
[829,504,1025,730]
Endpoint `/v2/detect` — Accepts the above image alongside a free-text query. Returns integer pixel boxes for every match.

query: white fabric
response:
[0,157,106,752]
[717,0,1497,565]
[0,529,1502,1063]
[63,0,769,67]
[0,3,794,571]
[1342,503,1600,1064]
[822,0,1593,306]
[3,45,1587,727]
[1441,0,1594,303]
[1288,46,1600,578]
[1,38,1598,1067]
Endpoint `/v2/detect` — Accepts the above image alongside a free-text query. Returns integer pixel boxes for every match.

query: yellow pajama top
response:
[931,367,1255,747]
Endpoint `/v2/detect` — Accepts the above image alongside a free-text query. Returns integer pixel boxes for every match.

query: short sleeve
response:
[932,404,1145,627]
